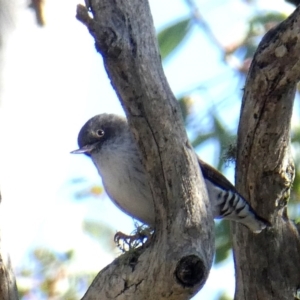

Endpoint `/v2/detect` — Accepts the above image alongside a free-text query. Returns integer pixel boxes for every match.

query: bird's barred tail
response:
[206,180,268,233]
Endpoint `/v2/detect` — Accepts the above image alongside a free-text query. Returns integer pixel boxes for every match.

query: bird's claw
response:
[114,226,153,252]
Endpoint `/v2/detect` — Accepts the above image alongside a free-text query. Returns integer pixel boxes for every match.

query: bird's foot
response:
[114,225,153,252]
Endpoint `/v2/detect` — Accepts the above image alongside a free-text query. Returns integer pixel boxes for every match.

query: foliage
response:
[17,248,96,300]
[157,18,191,60]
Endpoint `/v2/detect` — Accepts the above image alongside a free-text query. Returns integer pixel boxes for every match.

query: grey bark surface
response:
[233,5,300,300]
[76,1,214,299]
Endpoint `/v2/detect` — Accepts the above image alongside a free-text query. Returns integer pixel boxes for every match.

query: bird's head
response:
[71,114,128,156]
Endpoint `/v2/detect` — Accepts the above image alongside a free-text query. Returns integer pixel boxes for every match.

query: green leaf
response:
[250,12,287,27]
[157,18,191,60]
[191,132,216,148]
[248,12,287,37]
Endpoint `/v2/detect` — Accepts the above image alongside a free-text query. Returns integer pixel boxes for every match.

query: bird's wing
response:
[198,157,237,192]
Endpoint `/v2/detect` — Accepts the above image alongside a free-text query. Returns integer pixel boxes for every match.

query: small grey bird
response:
[72,114,268,233]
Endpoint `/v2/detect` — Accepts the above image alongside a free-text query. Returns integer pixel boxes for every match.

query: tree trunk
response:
[233,6,300,300]
[76,1,214,299]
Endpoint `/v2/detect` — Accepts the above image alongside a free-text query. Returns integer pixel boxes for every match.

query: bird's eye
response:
[96,129,105,137]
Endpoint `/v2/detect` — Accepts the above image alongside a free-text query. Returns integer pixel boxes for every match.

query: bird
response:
[71,113,268,233]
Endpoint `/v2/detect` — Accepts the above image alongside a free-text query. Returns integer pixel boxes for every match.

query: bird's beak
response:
[71,144,95,154]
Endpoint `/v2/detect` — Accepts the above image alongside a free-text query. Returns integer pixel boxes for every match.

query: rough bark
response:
[233,6,300,300]
[76,1,214,299]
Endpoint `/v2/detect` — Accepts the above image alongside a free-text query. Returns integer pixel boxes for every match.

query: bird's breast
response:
[92,145,155,226]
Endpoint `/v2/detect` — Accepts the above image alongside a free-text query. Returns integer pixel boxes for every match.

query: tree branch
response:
[76,1,214,299]
[233,6,300,300]
[0,194,19,300]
